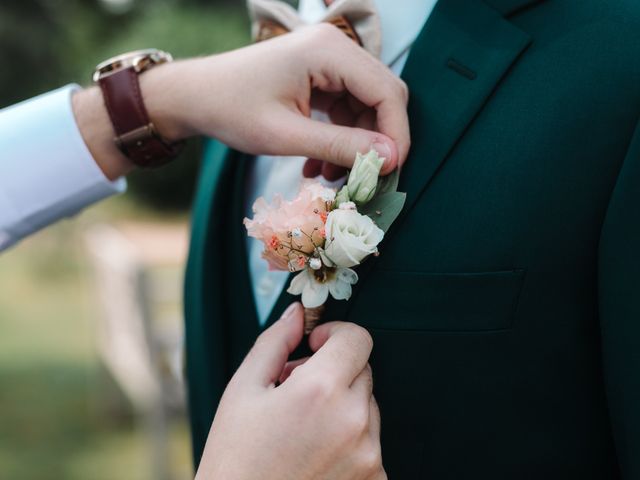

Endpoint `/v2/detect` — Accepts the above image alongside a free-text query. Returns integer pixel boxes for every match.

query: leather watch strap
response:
[98,67,183,168]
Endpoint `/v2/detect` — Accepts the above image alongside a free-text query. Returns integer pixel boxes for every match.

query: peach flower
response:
[244,181,335,272]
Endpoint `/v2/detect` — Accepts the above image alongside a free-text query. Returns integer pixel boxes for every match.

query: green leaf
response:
[376,168,400,196]
[359,191,407,232]
[335,185,351,207]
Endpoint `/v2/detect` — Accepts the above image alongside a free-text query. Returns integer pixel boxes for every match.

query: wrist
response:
[72,87,134,181]
[140,59,201,143]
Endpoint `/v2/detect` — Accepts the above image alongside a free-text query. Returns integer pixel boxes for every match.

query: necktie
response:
[247,0,382,57]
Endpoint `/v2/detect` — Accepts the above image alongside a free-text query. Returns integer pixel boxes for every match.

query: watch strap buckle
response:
[115,123,159,151]
[98,65,183,168]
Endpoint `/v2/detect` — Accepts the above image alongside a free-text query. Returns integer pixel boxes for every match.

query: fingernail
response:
[371,141,392,166]
[280,303,299,323]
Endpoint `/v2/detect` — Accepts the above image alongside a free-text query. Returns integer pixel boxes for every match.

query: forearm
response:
[72,26,409,182]
[71,86,133,181]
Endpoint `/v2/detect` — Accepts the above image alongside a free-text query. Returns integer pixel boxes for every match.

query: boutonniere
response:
[244,150,406,332]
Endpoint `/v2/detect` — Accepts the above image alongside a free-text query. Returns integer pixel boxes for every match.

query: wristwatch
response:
[93,49,184,168]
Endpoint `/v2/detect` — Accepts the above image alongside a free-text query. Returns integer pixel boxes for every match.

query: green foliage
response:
[376,166,401,196]
[358,169,407,232]
[92,2,250,63]
[0,0,109,106]
[359,191,407,232]
[0,0,250,210]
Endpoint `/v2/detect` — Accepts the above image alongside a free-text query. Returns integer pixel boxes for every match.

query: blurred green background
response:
[0,1,249,478]
[0,0,250,209]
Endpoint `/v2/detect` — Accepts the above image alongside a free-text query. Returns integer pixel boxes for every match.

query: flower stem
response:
[303,304,326,334]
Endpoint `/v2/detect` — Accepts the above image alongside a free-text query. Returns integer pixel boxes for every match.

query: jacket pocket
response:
[348,269,526,332]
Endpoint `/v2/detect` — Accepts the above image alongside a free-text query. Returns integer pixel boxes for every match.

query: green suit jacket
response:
[184,0,640,477]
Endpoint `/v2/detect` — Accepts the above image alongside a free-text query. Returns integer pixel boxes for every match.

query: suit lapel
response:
[184,140,234,381]
[183,140,238,465]
[483,0,545,16]
[396,0,532,220]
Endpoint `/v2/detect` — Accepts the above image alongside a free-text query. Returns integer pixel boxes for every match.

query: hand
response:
[167,23,410,179]
[196,303,386,480]
[73,24,410,182]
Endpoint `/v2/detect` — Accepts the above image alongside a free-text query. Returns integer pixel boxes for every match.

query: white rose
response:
[322,209,384,268]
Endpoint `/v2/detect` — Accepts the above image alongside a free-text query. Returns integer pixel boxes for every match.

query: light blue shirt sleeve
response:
[0,85,126,252]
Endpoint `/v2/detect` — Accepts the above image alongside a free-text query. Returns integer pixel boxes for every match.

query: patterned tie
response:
[247,0,382,57]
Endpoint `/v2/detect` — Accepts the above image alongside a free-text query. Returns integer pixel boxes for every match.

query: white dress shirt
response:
[246,0,438,325]
[0,85,126,252]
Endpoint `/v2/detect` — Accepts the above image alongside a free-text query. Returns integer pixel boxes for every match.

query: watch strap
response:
[98,67,183,168]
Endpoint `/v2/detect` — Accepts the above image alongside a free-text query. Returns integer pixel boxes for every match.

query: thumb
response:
[280,115,399,175]
[234,303,304,388]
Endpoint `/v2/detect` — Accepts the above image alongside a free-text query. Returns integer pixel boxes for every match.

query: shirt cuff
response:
[0,84,126,251]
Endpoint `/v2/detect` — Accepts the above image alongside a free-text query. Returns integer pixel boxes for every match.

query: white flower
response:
[287,268,359,308]
[339,201,357,211]
[309,257,322,270]
[347,150,385,204]
[291,228,303,238]
[322,209,384,268]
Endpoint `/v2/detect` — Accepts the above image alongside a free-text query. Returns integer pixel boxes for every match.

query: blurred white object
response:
[84,222,188,480]
[99,0,135,14]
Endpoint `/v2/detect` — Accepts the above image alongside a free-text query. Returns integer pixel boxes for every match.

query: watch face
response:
[93,48,172,82]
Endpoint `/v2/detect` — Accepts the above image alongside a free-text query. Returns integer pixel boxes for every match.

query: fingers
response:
[303,159,347,181]
[303,158,323,178]
[369,395,381,441]
[319,37,411,168]
[370,470,388,480]
[278,113,399,173]
[234,303,304,388]
[322,96,374,180]
[321,162,347,181]
[278,356,310,384]
[304,321,374,385]
[351,364,376,442]
[350,363,373,397]
[367,397,385,480]
[284,27,409,177]
[373,92,411,171]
